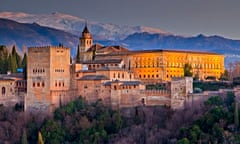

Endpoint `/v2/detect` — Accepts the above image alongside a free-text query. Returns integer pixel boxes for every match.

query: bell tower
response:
[78,22,93,62]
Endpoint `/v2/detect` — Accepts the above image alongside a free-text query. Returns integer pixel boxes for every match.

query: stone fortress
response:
[0,25,225,112]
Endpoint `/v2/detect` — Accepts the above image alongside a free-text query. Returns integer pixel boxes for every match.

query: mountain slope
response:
[0,12,169,40]
[0,18,78,55]
[122,32,240,54]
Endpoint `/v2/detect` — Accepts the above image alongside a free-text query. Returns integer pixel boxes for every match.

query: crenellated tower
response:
[78,23,93,62]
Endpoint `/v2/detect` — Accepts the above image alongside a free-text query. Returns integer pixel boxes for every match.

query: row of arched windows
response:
[113,73,125,79]
[139,74,161,79]
[55,69,65,72]
[55,81,65,87]
[33,81,45,87]
[33,68,45,73]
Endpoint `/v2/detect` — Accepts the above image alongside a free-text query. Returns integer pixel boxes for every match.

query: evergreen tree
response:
[38,131,44,144]
[234,101,239,131]
[11,45,21,67]
[8,55,17,73]
[76,45,80,63]
[183,63,193,77]
[21,128,28,144]
[22,53,27,79]
[0,45,9,74]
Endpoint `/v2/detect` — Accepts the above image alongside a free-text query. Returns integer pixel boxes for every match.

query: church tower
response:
[78,23,93,62]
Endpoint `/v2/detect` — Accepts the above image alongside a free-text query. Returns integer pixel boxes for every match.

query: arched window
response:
[2,87,6,95]
[42,82,45,87]
[33,82,35,87]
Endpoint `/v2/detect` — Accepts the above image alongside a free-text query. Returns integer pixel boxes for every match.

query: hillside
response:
[122,32,240,53]
[0,12,169,41]
[0,12,240,64]
[0,18,78,55]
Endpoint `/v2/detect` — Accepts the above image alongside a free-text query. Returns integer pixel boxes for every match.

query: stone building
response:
[77,26,224,82]
[26,46,74,112]
[0,73,25,106]
[24,25,224,111]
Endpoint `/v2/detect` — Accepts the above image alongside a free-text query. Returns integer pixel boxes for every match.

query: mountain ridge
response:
[0,18,78,55]
[0,11,170,41]
[0,12,240,65]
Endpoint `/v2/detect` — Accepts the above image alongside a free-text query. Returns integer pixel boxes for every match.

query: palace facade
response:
[23,25,224,112]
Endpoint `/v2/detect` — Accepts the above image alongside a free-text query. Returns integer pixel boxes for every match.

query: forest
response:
[0,45,27,77]
[0,92,239,143]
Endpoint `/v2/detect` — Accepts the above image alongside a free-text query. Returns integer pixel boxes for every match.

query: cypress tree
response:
[38,131,44,144]
[8,55,17,73]
[22,53,27,79]
[0,45,9,74]
[234,101,239,131]
[76,45,80,63]
[184,63,193,77]
[11,45,22,68]
[21,128,28,144]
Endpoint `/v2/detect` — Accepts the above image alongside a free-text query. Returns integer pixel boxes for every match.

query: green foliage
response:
[177,95,238,143]
[183,63,193,77]
[41,120,65,144]
[21,53,27,79]
[21,128,28,144]
[0,45,25,74]
[177,138,190,144]
[225,92,235,109]
[204,96,223,106]
[76,45,80,63]
[12,46,22,67]
[211,124,224,143]
[114,110,122,131]
[219,70,229,81]
[0,45,9,74]
[38,131,44,144]
[234,101,239,130]
[43,97,124,143]
[27,121,38,143]
[193,81,233,91]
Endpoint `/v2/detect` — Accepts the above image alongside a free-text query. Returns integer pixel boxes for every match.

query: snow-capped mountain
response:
[0,12,169,40]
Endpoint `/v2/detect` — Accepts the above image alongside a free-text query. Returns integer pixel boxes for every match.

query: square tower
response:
[26,46,71,112]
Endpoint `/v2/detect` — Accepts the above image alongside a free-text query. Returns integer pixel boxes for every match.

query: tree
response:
[204,96,223,106]
[219,70,229,81]
[21,53,27,79]
[41,119,65,143]
[212,124,224,143]
[38,131,44,144]
[76,45,81,63]
[183,63,193,77]
[178,138,190,144]
[11,45,22,68]
[21,128,28,144]
[0,45,9,74]
[8,55,17,73]
[234,101,239,131]
[114,110,122,131]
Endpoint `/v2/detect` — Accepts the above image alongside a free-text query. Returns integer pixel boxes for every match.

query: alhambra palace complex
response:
[0,25,225,112]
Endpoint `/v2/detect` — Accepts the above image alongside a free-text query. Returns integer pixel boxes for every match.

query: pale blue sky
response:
[1,0,240,39]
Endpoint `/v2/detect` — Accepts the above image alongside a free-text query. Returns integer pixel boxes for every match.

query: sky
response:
[1,0,240,39]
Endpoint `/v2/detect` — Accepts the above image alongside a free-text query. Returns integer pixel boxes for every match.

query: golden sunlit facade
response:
[95,49,224,82]
[79,24,225,83]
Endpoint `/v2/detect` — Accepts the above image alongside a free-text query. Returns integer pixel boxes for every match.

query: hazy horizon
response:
[1,0,240,39]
